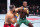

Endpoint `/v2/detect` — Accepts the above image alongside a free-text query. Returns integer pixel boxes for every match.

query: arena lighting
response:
[7,0,10,12]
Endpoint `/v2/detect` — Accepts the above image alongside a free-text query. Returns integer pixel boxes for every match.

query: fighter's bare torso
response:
[5,7,28,24]
[20,10,27,18]
[19,6,28,18]
[5,10,16,24]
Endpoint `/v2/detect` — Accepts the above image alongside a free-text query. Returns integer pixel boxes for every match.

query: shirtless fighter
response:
[4,5,24,27]
[16,1,33,27]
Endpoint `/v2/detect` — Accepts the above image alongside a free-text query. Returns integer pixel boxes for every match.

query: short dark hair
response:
[23,1,27,3]
[10,5,15,10]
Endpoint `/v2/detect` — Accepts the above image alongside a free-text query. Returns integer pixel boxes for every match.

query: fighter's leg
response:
[16,24,20,27]
[24,19,33,27]
[28,23,33,27]
[16,20,22,27]
[4,24,9,27]
[11,24,15,27]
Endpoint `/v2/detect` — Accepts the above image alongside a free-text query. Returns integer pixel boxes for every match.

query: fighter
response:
[4,5,24,27]
[16,1,33,27]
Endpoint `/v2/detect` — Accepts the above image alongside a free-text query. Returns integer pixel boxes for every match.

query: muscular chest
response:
[9,14,15,18]
[20,10,26,15]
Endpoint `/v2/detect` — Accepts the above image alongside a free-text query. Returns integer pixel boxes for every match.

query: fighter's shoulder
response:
[6,12,13,17]
[6,14,13,18]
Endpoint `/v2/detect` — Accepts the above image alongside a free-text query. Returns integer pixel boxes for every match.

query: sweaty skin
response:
[20,8,29,18]
[16,7,33,27]
[5,10,17,24]
[16,1,33,27]
[5,7,27,24]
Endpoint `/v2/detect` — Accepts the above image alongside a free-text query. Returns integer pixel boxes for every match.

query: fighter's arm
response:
[23,8,29,17]
[6,14,17,24]
[13,7,28,13]
[14,7,23,12]
[9,15,17,24]
[23,8,29,14]
[10,17,17,24]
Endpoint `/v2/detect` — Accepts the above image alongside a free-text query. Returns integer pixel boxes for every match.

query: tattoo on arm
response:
[7,18,11,21]
[8,18,11,20]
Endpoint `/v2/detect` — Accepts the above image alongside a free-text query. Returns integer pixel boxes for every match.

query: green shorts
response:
[17,18,30,26]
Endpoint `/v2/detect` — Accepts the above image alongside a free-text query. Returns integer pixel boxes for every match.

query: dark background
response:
[11,0,40,7]
[11,0,40,15]
[0,0,7,14]
[0,0,40,15]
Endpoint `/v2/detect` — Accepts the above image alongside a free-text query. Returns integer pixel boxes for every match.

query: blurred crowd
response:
[0,3,7,14]
[0,4,40,15]
[28,5,40,15]
[0,0,7,14]
[11,0,40,15]
[0,0,40,15]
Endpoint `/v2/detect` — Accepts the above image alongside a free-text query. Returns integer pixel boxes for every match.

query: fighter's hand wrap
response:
[27,9,29,14]
[15,13,19,18]
[23,8,26,10]
[15,16,17,18]
[23,8,24,10]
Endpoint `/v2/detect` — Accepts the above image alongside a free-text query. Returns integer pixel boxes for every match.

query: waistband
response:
[20,17,26,20]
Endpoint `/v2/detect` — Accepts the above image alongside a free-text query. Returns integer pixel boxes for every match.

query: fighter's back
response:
[5,10,14,24]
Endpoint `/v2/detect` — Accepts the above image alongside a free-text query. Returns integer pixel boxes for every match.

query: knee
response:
[29,25,33,27]
[28,23,33,27]
[16,24,19,27]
